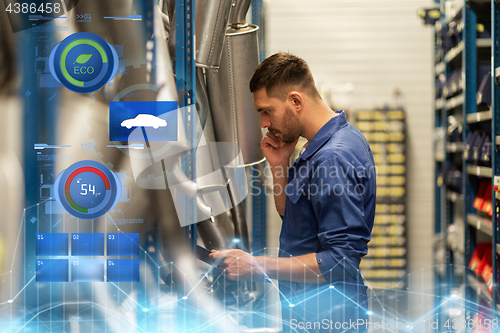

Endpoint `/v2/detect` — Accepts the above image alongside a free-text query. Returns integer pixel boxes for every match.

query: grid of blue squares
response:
[36,233,140,282]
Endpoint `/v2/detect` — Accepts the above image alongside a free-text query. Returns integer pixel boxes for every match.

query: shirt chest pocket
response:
[284,177,314,238]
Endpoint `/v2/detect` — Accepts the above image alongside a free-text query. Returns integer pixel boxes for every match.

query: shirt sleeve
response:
[311,156,372,282]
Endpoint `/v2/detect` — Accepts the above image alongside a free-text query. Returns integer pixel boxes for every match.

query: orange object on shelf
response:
[474,181,489,211]
[476,246,492,277]
[480,181,493,216]
[469,243,489,274]
[481,264,493,293]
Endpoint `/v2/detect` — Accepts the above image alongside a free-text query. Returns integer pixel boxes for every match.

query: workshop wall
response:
[265,0,434,318]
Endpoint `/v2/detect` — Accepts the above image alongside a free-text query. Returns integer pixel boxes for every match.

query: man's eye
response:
[264,110,270,115]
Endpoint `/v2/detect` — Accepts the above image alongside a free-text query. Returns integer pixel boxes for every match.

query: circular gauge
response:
[54,160,122,220]
[49,32,119,93]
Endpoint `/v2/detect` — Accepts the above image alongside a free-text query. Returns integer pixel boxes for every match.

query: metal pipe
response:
[229,0,253,29]
[206,25,264,166]
[197,211,234,250]
[196,67,210,129]
[195,0,233,68]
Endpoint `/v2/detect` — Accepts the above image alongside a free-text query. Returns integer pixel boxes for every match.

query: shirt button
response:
[317,259,322,264]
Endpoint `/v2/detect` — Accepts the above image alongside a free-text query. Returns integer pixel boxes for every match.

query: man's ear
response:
[288,91,303,110]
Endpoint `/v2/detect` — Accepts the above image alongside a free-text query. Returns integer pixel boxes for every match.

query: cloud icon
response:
[120,114,168,130]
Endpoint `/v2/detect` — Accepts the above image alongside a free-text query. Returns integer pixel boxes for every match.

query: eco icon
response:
[49,32,119,93]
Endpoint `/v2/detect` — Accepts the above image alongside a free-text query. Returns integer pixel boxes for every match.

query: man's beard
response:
[270,107,301,143]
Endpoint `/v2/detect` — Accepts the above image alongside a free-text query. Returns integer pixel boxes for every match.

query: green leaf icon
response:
[73,54,93,64]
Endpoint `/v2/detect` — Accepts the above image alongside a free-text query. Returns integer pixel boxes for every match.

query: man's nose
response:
[260,114,270,129]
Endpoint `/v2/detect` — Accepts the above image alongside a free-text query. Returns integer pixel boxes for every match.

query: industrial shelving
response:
[354,110,408,291]
[432,0,500,328]
[174,0,197,328]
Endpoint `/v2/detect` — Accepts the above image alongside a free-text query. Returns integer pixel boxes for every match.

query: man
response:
[210,52,375,332]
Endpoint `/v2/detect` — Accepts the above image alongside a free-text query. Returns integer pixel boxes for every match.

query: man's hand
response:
[209,249,262,281]
[260,131,298,168]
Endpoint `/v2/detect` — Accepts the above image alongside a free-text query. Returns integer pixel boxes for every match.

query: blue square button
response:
[106,233,140,256]
[107,259,139,282]
[36,259,68,282]
[36,233,68,256]
[71,233,104,256]
[71,259,104,282]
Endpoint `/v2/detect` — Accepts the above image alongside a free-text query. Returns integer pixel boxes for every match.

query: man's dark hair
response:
[249,52,320,101]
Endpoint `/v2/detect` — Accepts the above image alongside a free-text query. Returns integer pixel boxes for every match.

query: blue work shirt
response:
[278,110,375,332]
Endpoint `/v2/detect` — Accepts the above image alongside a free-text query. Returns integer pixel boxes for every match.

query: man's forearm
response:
[255,253,326,283]
[271,165,288,216]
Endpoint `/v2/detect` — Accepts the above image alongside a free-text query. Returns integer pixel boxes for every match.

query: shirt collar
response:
[296,110,348,162]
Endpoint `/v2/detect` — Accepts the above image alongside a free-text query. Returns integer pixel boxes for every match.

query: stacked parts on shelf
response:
[464,130,492,165]
[355,110,407,290]
[469,243,493,293]
[440,162,463,193]
[473,180,493,217]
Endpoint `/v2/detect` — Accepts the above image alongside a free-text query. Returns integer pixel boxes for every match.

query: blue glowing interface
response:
[71,259,105,282]
[107,259,140,282]
[106,233,140,256]
[35,233,140,282]
[36,233,68,256]
[71,233,105,256]
[36,259,69,282]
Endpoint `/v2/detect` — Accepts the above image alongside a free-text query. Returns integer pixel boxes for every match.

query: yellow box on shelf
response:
[370,236,406,246]
[390,214,406,224]
[373,214,406,224]
[387,110,405,120]
[373,225,405,236]
[362,269,406,279]
[362,281,404,289]
[377,176,388,186]
[355,111,373,120]
[367,247,406,257]
[373,122,387,131]
[360,259,406,269]
[356,121,372,131]
[377,187,405,197]
[390,187,405,197]
[389,176,406,186]
[387,143,404,154]
[371,132,388,142]
[389,165,406,174]
[376,165,389,175]
[372,111,385,120]
[390,204,405,213]
[388,132,405,142]
[375,204,390,213]
[387,121,405,132]
[377,187,388,196]
[374,214,390,223]
[370,143,386,154]
[373,154,386,164]
[375,204,405,214]
[388,154,406,163]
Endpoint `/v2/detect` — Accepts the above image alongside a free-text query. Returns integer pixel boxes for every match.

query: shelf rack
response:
[492,0,500,312]
[354,110,408,291]
[433,0,499,328]
[174,0,197,329]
